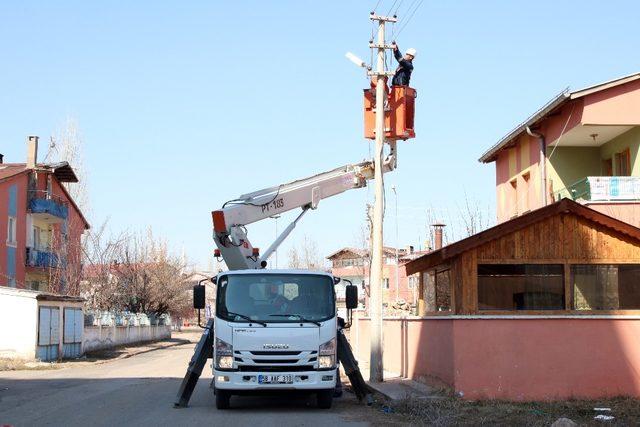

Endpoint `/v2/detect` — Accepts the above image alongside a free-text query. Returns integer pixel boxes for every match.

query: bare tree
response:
[114,228,190,317]
[47,116,90,215]
[457,191,493,238]
[287,235,325,270]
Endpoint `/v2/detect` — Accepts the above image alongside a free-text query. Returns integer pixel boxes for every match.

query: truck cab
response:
[210,269,356,409]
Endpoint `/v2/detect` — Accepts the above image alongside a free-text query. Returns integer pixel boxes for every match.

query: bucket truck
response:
[175,154,397,410]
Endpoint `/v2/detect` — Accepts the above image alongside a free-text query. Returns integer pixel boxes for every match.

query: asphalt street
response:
[0,334,383,427]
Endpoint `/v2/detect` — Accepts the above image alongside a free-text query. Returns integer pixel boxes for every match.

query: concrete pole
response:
[369,16,386,383]
[392,186,399,302]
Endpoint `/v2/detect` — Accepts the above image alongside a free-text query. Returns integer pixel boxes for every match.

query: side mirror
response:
[345,284,358,310]
[193,284,206,309]
[333,276,341,285]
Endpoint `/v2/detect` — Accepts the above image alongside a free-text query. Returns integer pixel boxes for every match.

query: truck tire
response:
[216,390,231,410]
[317,390,333,409]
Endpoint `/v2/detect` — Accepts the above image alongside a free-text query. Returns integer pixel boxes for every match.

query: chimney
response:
[27,136,39,169]
[431,223,446,250]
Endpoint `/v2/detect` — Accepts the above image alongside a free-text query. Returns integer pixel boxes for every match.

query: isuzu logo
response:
[263,344,289,350]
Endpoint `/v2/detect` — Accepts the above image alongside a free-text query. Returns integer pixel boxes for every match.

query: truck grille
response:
[234,350,318,371]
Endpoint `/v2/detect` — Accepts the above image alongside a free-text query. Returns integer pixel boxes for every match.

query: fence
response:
[83,324,171,352]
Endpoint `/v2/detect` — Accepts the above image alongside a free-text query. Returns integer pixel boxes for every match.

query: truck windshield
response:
[216,274,335,324]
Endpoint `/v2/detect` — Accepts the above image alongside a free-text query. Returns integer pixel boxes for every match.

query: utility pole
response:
[392,185,399,302]
[369,12,396,383]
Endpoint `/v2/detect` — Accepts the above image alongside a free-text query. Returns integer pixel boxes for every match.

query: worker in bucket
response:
[391,43,416,87]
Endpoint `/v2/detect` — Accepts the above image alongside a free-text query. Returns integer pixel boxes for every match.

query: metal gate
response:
[37,306,60,361]
[63,308,83,358]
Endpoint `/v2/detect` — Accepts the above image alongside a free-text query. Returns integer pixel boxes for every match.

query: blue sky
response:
[1,1,639,269]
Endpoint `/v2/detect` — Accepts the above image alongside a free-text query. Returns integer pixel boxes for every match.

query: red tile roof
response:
[0,164,29,181]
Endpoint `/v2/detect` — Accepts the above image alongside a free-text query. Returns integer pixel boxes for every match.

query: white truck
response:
[209,269,355,409]
[189,157,395,409]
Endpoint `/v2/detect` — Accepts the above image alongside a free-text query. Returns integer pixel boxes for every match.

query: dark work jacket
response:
[391,48,413,86]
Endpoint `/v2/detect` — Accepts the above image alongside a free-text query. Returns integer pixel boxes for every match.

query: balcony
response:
[554,176,640,202]
[28,190,68,222]
[26,247,60,268]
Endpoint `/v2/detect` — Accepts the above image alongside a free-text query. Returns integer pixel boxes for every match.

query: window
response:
[217,273,335,323]
[7,216,16,246]
[424,269,452,312]
[522,173,530,213]
[615,148,631,176]
[478,264,564,311]
[509,179,518,217]
[435,270,451,311]
[572,265,640,310]
[383,278,390,289]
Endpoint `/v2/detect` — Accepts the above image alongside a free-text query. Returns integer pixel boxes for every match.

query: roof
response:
[0,285,84,302]
[326,246,406,259]
[0,162,89,229]
[0,164,29,182]
[36,293,85,302]
[405,198,640,275]
[0,162,79,182]
[479,71,640,163]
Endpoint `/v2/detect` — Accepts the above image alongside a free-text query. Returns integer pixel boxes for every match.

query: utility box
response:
[364,86,416,141]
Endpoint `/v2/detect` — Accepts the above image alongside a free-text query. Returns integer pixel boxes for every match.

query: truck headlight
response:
[319,338,336,369]
[216,337,234,370]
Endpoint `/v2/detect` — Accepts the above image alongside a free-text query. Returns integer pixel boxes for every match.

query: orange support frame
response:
[364,86,416,141]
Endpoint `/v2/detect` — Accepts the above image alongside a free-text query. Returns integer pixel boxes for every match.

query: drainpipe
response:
[526,126,547,207]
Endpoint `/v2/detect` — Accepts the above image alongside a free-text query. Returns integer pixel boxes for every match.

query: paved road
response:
[0,335,380,427]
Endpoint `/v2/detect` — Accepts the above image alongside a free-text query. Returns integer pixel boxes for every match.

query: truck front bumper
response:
[213,369,337,391]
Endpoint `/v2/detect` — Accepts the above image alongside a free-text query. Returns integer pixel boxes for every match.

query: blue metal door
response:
[37,307,60,361]
[63,308,83,358]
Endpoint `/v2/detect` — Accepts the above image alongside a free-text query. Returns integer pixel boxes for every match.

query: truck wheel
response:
[216,390,231,410]
[317,390,333,409]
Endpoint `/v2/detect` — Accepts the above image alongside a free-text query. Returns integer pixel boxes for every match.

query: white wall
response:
[0,288,38,359]
[83,325,171,352]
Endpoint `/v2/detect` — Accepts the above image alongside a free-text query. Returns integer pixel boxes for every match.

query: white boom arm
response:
[212,150,396,270]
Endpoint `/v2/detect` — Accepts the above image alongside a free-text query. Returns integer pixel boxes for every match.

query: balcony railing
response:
[28,190,68,220]
[555,176,640,202]
[26,247,60,268]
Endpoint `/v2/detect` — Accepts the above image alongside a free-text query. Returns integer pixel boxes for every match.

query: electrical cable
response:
[372,0,384,14]
[393,0,406,15]
[394,0,424,38]
[386,0,399,16]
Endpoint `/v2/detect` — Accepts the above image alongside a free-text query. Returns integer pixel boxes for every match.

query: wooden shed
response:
[406,198,640,315]
[347,199,640,400]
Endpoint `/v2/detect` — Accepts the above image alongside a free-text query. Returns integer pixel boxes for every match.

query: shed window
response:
[478,264,564,310]
[424,269,451,312]
[572,265,640,310]
[435,270,451,311]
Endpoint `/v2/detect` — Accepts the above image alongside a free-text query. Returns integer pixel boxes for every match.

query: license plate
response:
[258,374,293,384]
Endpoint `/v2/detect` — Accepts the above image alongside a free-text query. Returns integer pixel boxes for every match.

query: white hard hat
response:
[405,48,417,57]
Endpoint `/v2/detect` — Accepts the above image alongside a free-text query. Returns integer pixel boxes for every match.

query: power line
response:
[372,0,384,14]
[394,0,424,38]
[393,0,406,16]
[386,0,399,16]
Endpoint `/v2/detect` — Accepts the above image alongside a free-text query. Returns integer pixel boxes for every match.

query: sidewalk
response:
[357,362,445,401]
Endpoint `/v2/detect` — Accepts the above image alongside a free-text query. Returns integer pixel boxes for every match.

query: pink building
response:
[480,72,640,227]
[0,137,89,294]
